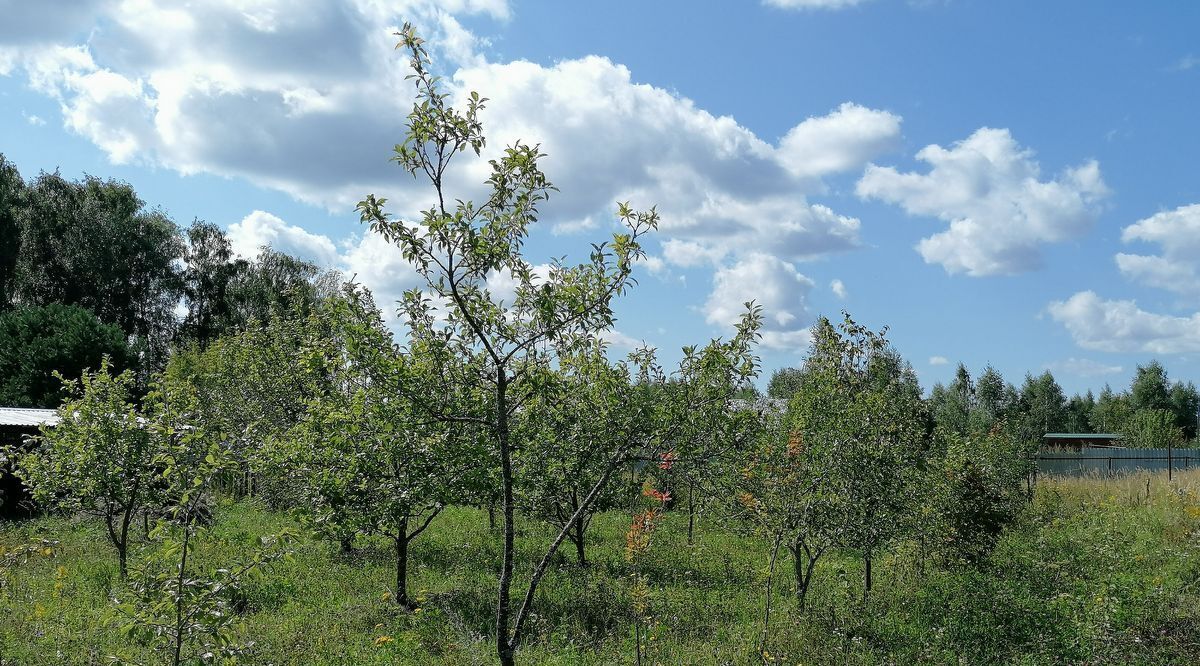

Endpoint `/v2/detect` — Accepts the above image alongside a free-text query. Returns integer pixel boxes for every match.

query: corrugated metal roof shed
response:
[0,407,61,427]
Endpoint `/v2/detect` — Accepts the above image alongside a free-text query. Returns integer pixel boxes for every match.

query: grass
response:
[3,470,1200,664]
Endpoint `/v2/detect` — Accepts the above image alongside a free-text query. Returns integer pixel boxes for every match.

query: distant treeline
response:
[769,360,1200,447]
[0,154,338,408]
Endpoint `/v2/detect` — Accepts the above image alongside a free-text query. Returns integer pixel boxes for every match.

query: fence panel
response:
[1035,447,1200,477]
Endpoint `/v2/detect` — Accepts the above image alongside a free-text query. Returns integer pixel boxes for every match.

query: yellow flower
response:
[374,635,394,646]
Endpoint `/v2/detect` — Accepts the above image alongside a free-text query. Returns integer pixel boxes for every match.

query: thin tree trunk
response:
[172,520,193,666]
[792,537,821,610]
[863,551,873,598]
[573,519,586,566]
[495,368,517,666]
[759,533,784,660]
[395,518,410,609]
[686,481,696,546]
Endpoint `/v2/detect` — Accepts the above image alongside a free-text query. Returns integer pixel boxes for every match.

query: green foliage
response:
[766,367,803,400]
[0,303,130,408]
[1122,409,1185,450]
[1015,371,1068,444]
[115,380,296,665]
[785,315,926,594]
[16,359,154,576]
[1090,384,1133,434]
[1087,364,1199,444]
[925,426,1029,565]
[164,308,324,502]
[0,154,22,311]
[277,285,479,606]
[6,475,1200,665]
[356,23,762,665]
[516,342,642,565]
[13,170,184,374]
[113,529,295,665]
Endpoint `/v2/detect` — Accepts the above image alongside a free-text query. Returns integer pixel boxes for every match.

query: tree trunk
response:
[495,368,517,666]
[395,519,410,609]
[118,502,135,579]
[487,501,496,530]
[863,551,873,598]
[791,536,821,610]
[172,519,193,666]
[686,481,696,546]
[759,534,784,659]
[572,519,586,566]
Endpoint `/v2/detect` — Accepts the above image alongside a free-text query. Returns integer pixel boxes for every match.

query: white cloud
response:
[1046,291,1200,354]
[3,0,907,348]
[764,0,870,9]
[778,103,900,182]
[857,128,1108,276]
[225,210,419,315]
[484,263,553,304]
[599,328,644,351]
[23,112,45,126]
[704,253,814,351]
[1046,357,1123,378]
[227,210,339,267]
[550,215,599,236]
[929,355,949,366]
[1114,204,1200,295]
[830,278,847,299]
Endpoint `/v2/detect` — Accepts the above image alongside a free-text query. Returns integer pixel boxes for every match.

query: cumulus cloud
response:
[778,103,900,182]
[1045,357,1123,378]
[858,128,1108,276]
[599,328,645,351]
[226,210,419,316]
[1114,204,1200,295]
[227,210,339,267]
[704,253,814,351]
[1046,291,1200,354]
[2,0,902,341]
[929,355,949,366]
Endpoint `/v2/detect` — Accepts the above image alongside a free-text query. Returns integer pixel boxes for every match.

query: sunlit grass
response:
[2,470,1200,664]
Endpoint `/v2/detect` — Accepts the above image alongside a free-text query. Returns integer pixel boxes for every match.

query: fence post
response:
[1108,457,1112,476]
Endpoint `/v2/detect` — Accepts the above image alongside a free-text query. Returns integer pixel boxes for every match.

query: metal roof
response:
[0,408,61,427]
[1043,433,1122,439]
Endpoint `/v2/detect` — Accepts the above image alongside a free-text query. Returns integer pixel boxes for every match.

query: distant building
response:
[0,407,59,519]
[1041,432,1123,450]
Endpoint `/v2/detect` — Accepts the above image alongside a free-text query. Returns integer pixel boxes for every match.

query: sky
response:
[1,0,1198,396]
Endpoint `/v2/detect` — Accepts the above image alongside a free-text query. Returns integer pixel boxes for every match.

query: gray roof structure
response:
[0,407,61,428]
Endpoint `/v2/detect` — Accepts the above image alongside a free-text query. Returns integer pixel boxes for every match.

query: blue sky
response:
[1,0,1198,395]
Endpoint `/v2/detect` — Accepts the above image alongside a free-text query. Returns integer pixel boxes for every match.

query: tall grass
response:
[2,470,1199,664]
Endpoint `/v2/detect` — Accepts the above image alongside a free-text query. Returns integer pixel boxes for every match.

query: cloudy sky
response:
[1,0,1198,394]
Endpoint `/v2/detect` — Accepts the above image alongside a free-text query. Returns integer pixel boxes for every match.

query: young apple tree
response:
[788,315,925,598]
[279,285,485,608]
[357,25,762,665]
[17,358,156,577]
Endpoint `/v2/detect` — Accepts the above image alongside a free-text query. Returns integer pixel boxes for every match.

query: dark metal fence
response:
[1035,446,1200,478]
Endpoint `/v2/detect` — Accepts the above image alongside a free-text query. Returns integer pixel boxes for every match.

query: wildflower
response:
[374,635,394,646]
